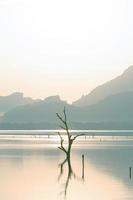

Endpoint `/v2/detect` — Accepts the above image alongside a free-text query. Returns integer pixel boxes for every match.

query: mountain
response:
[73,65,133,106]
[1,66,133,129]
[2,91,133,125]
[1,95,69,123]
[80,91,133,122]
[0,92,35,114]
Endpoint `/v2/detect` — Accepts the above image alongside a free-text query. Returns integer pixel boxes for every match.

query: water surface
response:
[0,131,133,200]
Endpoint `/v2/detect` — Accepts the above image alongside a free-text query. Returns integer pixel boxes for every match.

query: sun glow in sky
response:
[0,0,133,102]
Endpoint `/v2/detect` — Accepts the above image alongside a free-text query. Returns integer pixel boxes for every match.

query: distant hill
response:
[1,66,133,129]
[1,95,69,123]
[0,92,35,114]
[73,66,133,106]
[80,91,133,122]
[2,91,133,126]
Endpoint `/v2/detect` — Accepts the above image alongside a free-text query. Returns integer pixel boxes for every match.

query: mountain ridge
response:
[1,66,133,129]
[0,92,35,113]
[73,65,133,106]
[2,91,133,124]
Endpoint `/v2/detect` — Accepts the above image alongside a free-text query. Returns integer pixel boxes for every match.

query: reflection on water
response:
[0,136,133,199]
[58,154,84,198]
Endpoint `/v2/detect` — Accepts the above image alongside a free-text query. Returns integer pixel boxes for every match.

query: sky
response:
[0,0,133,103]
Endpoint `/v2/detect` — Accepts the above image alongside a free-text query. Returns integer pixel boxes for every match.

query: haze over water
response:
[0,130,133,200]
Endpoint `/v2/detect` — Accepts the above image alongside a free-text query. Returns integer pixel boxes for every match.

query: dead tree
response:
[57,108,85,198]
[56,107,84,159]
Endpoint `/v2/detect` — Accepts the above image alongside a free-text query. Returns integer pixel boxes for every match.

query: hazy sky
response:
[0,0,133,102]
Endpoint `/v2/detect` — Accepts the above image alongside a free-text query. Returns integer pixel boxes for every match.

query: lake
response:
[0,130,133,200]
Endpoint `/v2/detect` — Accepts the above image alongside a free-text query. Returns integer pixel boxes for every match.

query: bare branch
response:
[72,133,85,141]
[58,146,67,154]
[57,132,64,143]
[57,109,71,140]
[63,108,70,137]
[57,131,63,139]
[63,107,67,123]
[57,131,67,154]
[56,113,65,124]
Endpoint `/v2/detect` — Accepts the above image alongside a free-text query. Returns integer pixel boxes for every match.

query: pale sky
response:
[0,0,133,103]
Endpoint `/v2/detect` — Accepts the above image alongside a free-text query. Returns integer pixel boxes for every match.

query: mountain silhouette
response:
[1,66,133,129]
[2,91,133,124]
[0,92,35,114]
[73,65,133,106]
[1,95,68,123]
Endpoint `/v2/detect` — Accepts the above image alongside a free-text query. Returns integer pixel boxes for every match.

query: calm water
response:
[0,131,133,200]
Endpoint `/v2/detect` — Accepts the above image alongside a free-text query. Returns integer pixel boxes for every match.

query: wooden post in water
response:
[129,167,132,179]
[82,154,85,180]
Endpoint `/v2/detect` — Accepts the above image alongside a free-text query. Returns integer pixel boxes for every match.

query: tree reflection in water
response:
[56,108,85,198]
[58,155,85,198]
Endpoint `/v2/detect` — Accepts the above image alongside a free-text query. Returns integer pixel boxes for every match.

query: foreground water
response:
[0,132,133,200]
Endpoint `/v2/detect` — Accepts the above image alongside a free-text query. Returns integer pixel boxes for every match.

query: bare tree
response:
[56,108,85,198]
[56,107,84,159]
